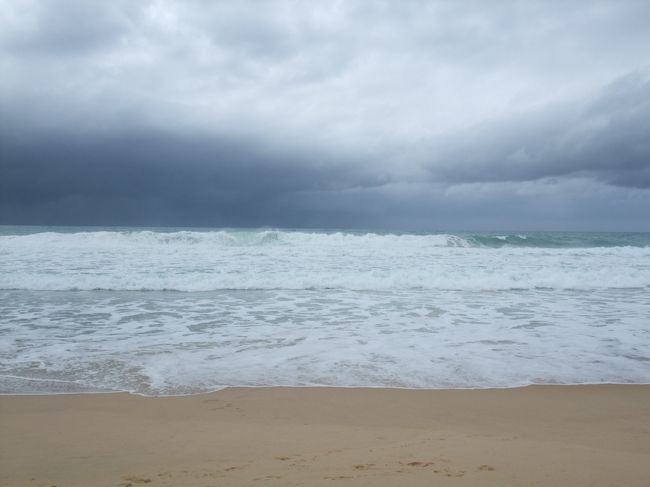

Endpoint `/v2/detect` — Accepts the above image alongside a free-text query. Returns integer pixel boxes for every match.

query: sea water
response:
[1,226,649,395]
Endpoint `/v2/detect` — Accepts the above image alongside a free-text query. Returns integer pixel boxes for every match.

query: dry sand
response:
[1,385,649,486]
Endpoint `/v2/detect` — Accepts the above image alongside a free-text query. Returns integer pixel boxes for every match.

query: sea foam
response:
[0,229,649,291]
[1,228,649,395]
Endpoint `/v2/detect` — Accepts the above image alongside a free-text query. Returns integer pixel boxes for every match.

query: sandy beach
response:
[1,385,649,486]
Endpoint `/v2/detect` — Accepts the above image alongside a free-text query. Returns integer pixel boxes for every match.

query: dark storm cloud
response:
[2,126,648,231]
[424,72,650,188]
[1,1,650,230]
[0,128,389,227]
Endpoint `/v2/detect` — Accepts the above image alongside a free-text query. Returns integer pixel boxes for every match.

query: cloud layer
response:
[2,0,650,229]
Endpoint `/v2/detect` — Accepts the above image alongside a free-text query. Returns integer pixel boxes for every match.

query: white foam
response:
[1,287,648,395]
[0,230,648,291]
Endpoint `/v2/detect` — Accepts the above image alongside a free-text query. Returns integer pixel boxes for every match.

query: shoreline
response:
[4,375,650,397]
[2,384,649,486]
[3,381,650,397]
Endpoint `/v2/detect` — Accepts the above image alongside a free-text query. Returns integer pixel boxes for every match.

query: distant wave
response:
[466,233,650,248]
[1,228,649,248]
[1,229,649,292]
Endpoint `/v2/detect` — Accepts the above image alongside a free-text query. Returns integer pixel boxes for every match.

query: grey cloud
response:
[423,72,650,188]
[1,1,650,230]
[2,126,649,231]
[0,128,389,227]
[0,0,140,56]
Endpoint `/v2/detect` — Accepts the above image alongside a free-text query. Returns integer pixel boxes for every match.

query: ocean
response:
[1,226,649,395]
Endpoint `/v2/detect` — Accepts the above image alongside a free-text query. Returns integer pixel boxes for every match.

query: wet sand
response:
[1,385,649,486]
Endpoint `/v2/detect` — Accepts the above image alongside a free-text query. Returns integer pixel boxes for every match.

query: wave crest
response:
[2,229,648,249]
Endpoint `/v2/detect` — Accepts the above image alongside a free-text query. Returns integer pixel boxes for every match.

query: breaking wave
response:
[1,228,649,248]
[1,228,649,292]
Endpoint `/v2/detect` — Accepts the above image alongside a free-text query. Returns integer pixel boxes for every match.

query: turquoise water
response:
[2,225,650,247]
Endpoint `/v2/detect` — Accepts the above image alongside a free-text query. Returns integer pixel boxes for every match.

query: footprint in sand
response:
[405,461,434,467]
[121,476,152,486]
[432,468,465,478]
[399,461,465,478]
[254,475,283,481]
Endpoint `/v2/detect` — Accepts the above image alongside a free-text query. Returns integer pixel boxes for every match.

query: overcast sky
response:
[1,0,649,231]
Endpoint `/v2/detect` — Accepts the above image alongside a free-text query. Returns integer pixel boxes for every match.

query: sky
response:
[1,0,649,231]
